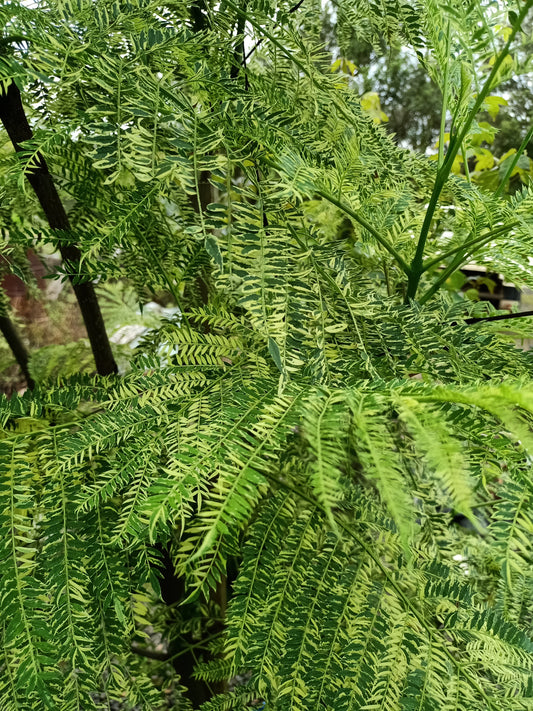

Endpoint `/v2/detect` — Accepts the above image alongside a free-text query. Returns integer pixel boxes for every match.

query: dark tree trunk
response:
[0,82,117,376]
[0,312,34,389]
[156,545,219,707]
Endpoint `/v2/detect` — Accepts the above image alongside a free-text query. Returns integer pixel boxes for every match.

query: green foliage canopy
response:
[0,0,533,709]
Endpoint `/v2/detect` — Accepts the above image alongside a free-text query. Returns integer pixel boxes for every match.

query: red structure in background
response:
[1,250,50,321]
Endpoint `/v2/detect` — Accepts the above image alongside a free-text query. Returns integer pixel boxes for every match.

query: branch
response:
[464,309,533,325]
[0,311,34,389]
[242,0,306,64]
[0,81,117,376]
[131,642,170,662]
[421,221,519,273]
[315,189,411,275]
[231,2,247,80]
[406,0,533,300]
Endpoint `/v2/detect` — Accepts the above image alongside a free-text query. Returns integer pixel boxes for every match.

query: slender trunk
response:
[190,0,210,32]
[156,545,221,707]
[158,6,230,697]
[0,310,34,389]
[156,163,227,695]
[0,82,117,376]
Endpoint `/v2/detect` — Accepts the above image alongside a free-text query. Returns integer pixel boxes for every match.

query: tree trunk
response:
[0,308,34,389]
[0,82,117,376]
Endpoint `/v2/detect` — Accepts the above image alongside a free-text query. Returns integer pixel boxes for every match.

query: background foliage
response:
[0,0,533,709]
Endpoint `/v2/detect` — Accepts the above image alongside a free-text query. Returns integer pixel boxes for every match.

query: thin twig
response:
[242,0,306,64]
[131,643,170,662]
[464,309,533,325]
[0,313,35,389]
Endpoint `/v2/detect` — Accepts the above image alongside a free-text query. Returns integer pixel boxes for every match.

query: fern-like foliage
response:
[1,0,533,709]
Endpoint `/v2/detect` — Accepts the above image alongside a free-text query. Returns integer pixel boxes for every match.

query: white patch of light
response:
[453,554,470,576]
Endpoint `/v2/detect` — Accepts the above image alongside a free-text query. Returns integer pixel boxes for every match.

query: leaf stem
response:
[133,225,191,333]
[495,123,533,197]
[315,189,411,275]
[418,250,467,306]
[289,223,378,373]
[421,221,518,272]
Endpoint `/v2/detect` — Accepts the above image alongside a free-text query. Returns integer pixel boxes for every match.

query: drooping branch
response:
[315,189,411,275]
[0,82,117,376]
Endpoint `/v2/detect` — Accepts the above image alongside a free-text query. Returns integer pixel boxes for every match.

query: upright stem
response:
[461,144,471,184]
[406,171,448,299]
[438,22,451,169]
[0,82,117,376]
[406,0,533,302]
